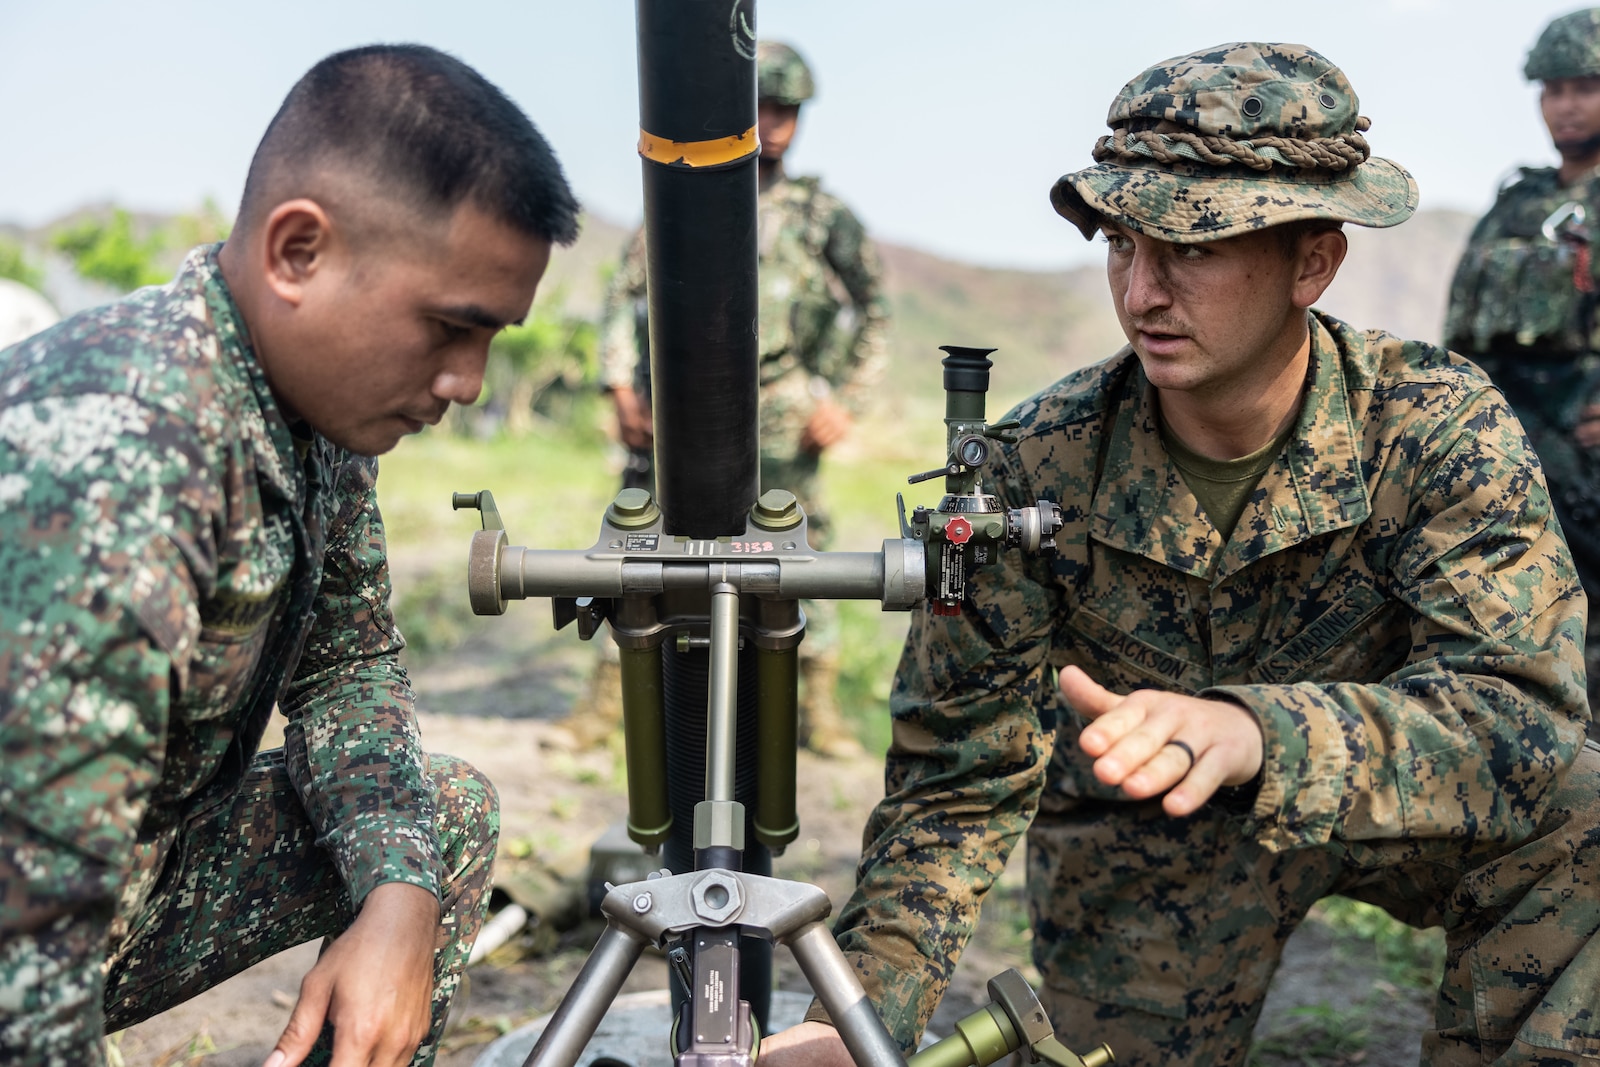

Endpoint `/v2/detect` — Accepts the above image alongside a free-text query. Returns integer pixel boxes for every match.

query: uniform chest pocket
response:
[176,621,272,718]
[177,504,297,716]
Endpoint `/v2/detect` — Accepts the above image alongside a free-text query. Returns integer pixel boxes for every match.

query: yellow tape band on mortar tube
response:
[638,126,759,167]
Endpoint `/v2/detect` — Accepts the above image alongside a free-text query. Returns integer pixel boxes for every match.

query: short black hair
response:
[239,44,580,245]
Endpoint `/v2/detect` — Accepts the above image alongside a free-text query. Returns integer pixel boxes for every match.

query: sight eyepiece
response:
[940,345,996,396]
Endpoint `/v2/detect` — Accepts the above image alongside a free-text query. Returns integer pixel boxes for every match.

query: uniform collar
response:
[188,243,308,502]
[1090,312,1370,582]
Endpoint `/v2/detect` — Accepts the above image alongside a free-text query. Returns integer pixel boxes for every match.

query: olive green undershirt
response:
[1160,419,1296,542]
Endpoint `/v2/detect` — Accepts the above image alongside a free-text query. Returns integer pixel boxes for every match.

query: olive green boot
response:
[799,654,864,759]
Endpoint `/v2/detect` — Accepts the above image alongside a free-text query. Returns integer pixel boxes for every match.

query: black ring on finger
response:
[1164,739,1196,771]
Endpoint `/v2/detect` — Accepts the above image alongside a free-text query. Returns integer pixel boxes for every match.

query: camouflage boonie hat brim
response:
[1051,42,1419,243]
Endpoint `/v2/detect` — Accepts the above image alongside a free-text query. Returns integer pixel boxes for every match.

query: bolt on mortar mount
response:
[452,347,1111,1067]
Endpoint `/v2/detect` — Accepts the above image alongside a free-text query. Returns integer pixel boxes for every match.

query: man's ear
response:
[1291,228,1348,310]
[260,199,335,309]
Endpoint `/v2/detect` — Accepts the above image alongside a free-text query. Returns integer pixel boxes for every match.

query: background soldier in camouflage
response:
[580,39,890,758]
[763,43,1600,1067]
[1446,7,1600,737]
[0,45,579,1067]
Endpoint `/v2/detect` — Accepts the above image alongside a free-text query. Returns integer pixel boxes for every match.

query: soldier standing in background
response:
[763,42,1600,1066]
[1445,8,1600,736]
[578,39,890,758]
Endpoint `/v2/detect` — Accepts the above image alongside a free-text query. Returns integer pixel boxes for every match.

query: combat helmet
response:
[1525,8,1600,81]
[758,41,815,105]
[1050,43,1418,243]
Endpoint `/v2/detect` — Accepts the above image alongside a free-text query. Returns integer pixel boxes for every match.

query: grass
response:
[1246,897,1444,1065]
[1307,896,1447,992]
[378,404,618,557]
[1250,1002,1374,1067]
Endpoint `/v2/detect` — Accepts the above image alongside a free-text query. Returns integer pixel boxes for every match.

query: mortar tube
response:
[637,0,760,537]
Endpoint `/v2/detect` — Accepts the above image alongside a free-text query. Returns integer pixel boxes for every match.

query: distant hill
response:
[544,206,1477,419]
[1319,209,1476,346]
[11,202,1476,414]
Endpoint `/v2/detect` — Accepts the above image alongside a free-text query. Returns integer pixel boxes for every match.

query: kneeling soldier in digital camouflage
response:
[1446,8,1600,737]
[761,42,1600,1067]
[0,45,578,1067]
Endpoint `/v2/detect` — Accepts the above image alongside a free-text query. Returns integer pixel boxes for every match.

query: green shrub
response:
[0,239,43,290]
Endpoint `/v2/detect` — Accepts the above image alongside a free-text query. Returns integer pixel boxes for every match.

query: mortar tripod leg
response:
[786,921,908,1067]
[522,920,649,1067]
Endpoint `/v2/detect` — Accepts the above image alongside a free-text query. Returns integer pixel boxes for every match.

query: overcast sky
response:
[0,1,1589,269]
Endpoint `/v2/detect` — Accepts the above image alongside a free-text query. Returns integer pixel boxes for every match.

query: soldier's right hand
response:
[1061,665,1264,817]
[261,881,439,1067]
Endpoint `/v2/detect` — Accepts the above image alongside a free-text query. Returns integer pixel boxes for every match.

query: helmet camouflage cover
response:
[1525,8,1600,81]
[1050,42,1418,243]
[758,40,815,105]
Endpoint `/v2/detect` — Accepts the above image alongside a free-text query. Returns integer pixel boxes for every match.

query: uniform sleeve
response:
[817,200,889,416]
[1211,391,1589,852]
[809,463,1064,1051]
[0,394,213,1066]
[278,455,440,908]
[596,230,649,393]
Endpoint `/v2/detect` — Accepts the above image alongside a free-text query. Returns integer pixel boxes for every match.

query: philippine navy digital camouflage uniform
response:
[810,43,1600,1066]
[1445,8,1600,725]
[0,246,499,1066]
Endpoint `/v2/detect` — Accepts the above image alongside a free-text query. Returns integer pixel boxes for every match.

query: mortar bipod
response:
[514,552,907,1067]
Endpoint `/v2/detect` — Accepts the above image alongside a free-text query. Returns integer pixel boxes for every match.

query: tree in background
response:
[50,209,169,292]
[0,238,44,291]
[462,299,599,437]
[50,201,230,294]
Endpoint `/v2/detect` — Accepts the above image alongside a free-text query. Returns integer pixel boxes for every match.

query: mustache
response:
[1131,316,1191,337]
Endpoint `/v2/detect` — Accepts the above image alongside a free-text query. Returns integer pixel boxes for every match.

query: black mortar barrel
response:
[636,0,760,537]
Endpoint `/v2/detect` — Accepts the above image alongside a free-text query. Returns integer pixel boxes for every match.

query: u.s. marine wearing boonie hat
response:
[1050,42,1418,243]
[771,38,1600,1067]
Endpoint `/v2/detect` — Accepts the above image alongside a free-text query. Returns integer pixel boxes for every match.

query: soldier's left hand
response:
[263,881,439,1067]
[1576,402,1600,448]
[800,399,852,454]
[1060,665,1263,817]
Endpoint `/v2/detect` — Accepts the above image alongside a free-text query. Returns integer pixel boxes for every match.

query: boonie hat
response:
[1051,43,1418,243]
[1524,8,1600,81]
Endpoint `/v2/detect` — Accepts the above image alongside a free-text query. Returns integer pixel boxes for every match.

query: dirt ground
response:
[108,620,1434,1067]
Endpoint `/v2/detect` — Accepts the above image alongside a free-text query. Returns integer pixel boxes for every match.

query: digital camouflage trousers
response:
[102,750,499,1067]
[1027,741,1600,1066]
